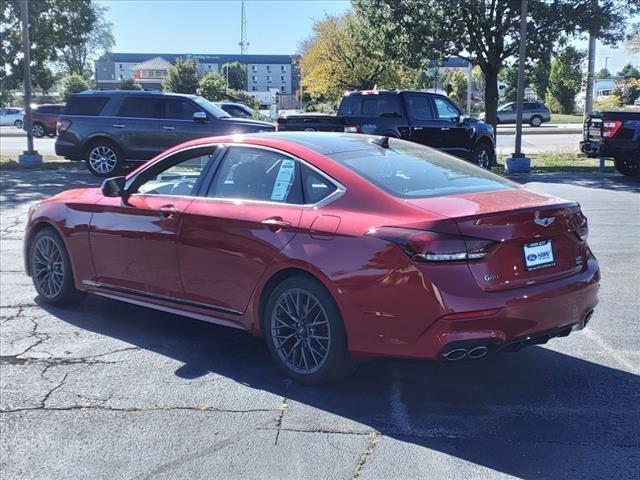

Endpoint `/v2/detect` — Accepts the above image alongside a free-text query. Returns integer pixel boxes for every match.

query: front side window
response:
[164,99,199,120]
[118,97,163,118]
[433,97,460,121]
[207,147,302,204]
[329,139,514,199]
[135,149,216,196]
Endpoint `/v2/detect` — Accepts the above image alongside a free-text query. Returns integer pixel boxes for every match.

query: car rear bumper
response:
[55,139,82,160]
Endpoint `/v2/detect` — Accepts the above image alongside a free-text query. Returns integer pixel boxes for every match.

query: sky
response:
[96,0,637,74]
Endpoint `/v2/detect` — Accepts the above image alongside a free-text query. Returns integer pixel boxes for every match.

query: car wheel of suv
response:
[14,119,23,129]
[29,227,85,306]
[529,115,543,127]
[614,156,640,177]
[86,142,123,177]
[263,275,357,385]
[32,122,45,138]
[472,142,493,169]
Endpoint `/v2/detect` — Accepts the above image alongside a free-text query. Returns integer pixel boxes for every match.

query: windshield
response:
[329,139,516,198]
[193,97,232,119]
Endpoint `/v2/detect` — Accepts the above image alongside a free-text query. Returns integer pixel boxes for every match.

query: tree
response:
[227,89,261,111]
[220,62,247,90]
[626,24,640,54]
[618,63,640,78]
[197,72,227,101]
[118,78,142,90]
[300,13,415,103]
[354,0,633,130]
[1,0,103,90]
[529,54,552,100]
[60,73,91,100]
[441,69,468,107]
[499,64,519,103]
[545,47,584,114]
[32,67,56,94]
[163,58,199,94]
[57,4,114,76]
[596,68,612,79]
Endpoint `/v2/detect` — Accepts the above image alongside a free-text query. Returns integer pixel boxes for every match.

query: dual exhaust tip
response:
[442,345,489,362]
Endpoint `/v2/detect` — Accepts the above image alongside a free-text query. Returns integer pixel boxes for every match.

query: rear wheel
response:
[32,122,45,138]
[85,141,123,177]
[14,119,23,129]
[472,142,493,169]
[529,115,543,127]
[29,227,85,305]
[263,276,357,385]
[614,156,639,177]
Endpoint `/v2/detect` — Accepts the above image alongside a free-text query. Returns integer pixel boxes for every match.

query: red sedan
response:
[24,133,600,384]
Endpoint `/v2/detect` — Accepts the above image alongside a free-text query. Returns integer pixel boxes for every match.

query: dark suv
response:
[56,90,275,176]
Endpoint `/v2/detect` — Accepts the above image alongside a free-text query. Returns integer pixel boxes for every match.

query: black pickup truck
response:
[580,111,640,177]
[278,90,496,168]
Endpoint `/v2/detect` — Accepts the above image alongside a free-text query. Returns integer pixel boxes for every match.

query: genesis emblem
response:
[534,212,556,227]
[484,273,498,281]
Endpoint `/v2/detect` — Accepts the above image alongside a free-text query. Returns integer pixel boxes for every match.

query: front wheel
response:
[263,276,357,385]
[614,156,639,177]
[472,142,493,169]
[85,142,123,177]
[14,119,23,129]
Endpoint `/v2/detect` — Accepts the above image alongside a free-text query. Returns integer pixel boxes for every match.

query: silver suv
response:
[480,101,551,127]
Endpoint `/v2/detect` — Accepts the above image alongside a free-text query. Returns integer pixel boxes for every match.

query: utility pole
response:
[466,61,473,115]
[584,33,596,117]
[507,0,530,172]
[18,0,42,167]
[239,0,249,55]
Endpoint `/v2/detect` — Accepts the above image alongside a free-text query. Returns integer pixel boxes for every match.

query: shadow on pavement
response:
[506,172,640,193]
[40,294,640,480]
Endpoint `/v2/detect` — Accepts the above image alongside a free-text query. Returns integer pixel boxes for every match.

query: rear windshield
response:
[64,96,108,116]
[329,139,515,198]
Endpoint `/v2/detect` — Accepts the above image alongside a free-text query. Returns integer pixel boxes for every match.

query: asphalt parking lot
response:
[1,169,639,479]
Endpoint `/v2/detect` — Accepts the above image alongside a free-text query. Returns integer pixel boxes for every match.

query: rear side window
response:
[301,165,337,204]
[406,95,433,121]
[118,97,163,118]
[164,98,200,120]
[329,139,514,198]
[64,97,108,116]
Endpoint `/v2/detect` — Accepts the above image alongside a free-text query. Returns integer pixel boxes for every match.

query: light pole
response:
[18,0,42,167]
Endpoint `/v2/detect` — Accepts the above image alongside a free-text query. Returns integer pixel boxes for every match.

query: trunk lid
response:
[406,189,588,291]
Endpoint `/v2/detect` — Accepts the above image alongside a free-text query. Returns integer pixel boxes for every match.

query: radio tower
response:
[239,0,249,55]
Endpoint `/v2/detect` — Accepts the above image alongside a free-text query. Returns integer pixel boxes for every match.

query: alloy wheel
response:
[476,148,491,169]
[14,120,23,129]
[88,145,118,175]
[32,236,65,299]
[33,123,44,137]
[271,288,331,374]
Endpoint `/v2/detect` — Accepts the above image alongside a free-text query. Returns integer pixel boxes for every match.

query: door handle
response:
[441,127,450,131]
[261,217,291,230]
[413,127,423,131]
[162,126,176,130]
[159,205,179,218]
[112,124,125,128]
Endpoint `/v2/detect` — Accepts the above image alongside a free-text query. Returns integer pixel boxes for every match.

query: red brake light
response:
[57,119,71,136]
[602,120,622,138]
[344,125,360,133]
[366,227,498,262]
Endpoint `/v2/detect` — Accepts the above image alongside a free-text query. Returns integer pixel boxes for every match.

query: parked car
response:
[26,104,65,137]
[214,101,255,118]
[26,132,599,384]
[480,101,551,127]
[0,107,23,128]
[277,90,496,168]
[55,90,275,176]
[580,110,640,176]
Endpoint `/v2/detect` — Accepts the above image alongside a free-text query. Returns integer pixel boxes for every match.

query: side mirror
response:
[101,176,127,199]
[193,111,207,122]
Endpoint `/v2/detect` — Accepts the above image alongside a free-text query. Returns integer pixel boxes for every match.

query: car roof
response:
[71,90,197,99]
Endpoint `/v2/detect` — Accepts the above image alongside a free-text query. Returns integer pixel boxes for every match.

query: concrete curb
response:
[497,127,582,135]
[0,129,28,137]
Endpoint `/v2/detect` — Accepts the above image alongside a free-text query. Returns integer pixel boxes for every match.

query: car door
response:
[177,145,304,314]
[498,103,517,123]
[89,146,217,298]
[405,93,440,147]
[158,97,217,150]
[112,95,165,160]
[430,96,470,157]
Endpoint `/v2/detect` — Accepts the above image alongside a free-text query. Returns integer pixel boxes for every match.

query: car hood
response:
[219,117,275,130]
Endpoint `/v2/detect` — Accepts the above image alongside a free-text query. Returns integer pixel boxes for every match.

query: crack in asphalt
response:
[352,431,380,480]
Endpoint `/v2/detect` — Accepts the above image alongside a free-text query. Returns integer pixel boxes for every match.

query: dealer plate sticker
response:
[523,240,555,270]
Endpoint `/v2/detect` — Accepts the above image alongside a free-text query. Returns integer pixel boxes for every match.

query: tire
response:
[14,119,23,129]
[529,115,543,127]
[85,140,123,177]
[263,275,357,385]
[614,156,640,177]
[29,227,85,306]
[32,122,45,138]
[472,141,493,169]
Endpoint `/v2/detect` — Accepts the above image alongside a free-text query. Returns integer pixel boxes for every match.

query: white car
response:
[0,107,23,128]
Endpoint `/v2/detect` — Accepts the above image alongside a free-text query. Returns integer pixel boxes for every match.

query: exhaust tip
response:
[467,346,489,359]
[443,348,467,361]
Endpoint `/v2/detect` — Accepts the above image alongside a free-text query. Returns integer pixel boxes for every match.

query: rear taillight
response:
[576,213,588,241]
[366,227,498,262]
[344,125,360,133]
[602,120,622,138]
[57,119,71,136]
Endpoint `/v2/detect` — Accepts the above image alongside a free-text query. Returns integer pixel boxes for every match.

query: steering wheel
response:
[170,180,196,196]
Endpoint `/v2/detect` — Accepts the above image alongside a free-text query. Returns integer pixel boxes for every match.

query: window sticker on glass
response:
[271,159,296,201]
